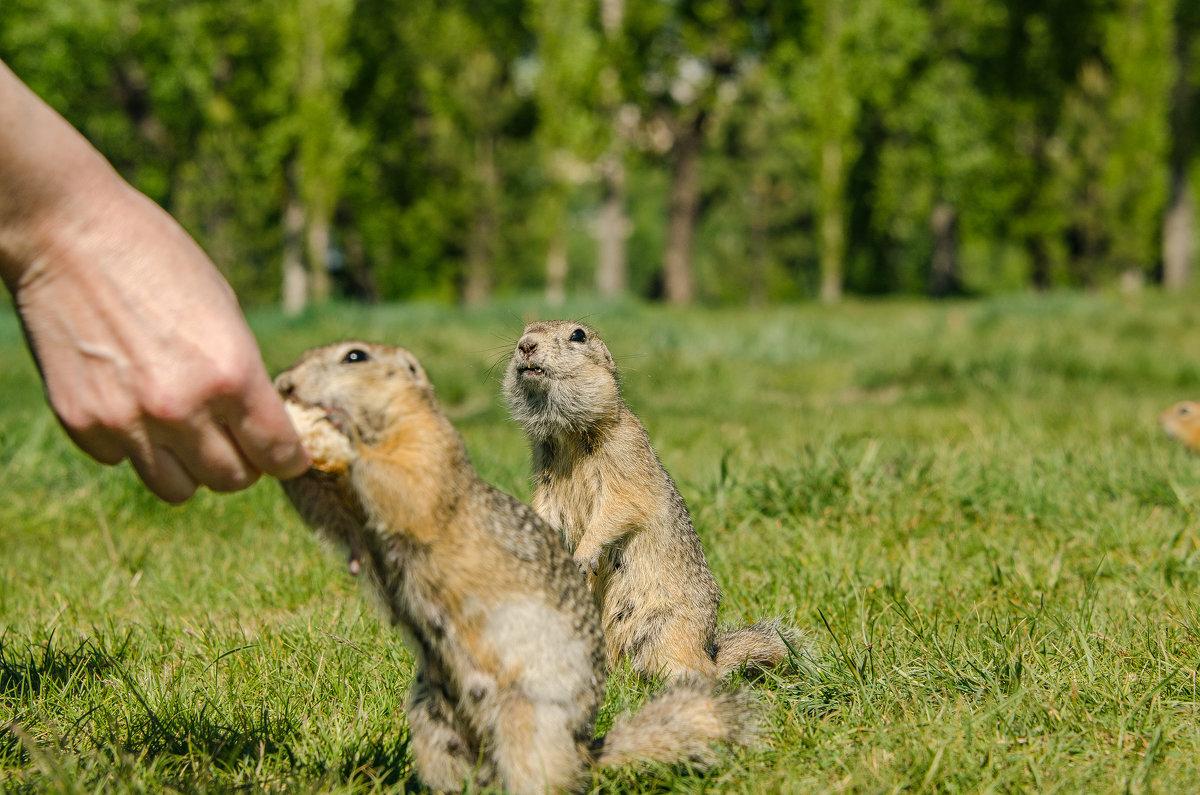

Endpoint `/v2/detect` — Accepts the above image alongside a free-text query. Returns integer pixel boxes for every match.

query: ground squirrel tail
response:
[714,619,806,676]
[593,680,759,770]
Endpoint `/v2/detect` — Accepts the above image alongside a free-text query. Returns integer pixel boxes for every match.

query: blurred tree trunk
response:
[811,0,853,305]
[1029,236,1053,290]
[1164,7,1197,290]
[341,225,378,302]
[600,0,623,38]
[281,191,308,316]
[286,160,332,308]
[286,0,357,308]
[1164,174,1196,289]
[112,58,170,157]
[305,206,332,303]
[530,0,601,305]
[663,114,703,305]
[595,151,629,297]
[748,174,769,307]
[928,201,962,297]
[463,134,497,306]
[818,136,846,303]
[594,0,629,298]
[545,224,568,304]
[298,25,332,305]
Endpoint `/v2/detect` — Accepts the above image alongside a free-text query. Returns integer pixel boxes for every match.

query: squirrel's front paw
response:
[573,548,601,576]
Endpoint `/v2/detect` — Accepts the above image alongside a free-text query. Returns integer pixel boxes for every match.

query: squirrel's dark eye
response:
[342,349,370,364]
[569,328,586,343]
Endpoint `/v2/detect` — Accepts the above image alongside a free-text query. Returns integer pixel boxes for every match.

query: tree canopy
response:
[2,0,1195,307]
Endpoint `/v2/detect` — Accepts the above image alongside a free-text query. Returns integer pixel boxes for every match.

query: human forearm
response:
[0,60,128,293]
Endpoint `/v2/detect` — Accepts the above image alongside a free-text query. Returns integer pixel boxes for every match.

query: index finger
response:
[217,375,311,479]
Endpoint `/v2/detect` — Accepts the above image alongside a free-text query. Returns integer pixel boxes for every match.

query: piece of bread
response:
[283,400,354,472]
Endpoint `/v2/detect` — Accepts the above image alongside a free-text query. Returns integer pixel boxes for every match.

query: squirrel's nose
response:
[518,338,537,357]
[275,371,295,396]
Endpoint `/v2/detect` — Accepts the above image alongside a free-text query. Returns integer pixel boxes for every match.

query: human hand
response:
[0,60,309,502]
[10,184,310,502]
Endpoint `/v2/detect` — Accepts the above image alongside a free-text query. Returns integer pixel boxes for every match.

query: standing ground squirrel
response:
[1160,401,1200,450]
[275,341,757,794]
[504,321,803,681]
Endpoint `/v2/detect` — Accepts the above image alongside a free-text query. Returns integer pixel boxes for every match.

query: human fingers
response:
[154,415,263,494]
[62,390,265,499]
[62,415,203,502]
[63,423,129,466]
[125,440,200,504]
[216,376,311,480]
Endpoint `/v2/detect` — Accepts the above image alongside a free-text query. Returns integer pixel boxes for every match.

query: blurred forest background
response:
[3,0,1199,309]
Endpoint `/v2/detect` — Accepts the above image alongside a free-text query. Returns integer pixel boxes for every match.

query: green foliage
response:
[1049,0,1174,282]
[5,292,1200,791]
[1,0,1197,304]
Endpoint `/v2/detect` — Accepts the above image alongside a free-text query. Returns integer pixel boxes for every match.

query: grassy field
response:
[3,290,1200,793]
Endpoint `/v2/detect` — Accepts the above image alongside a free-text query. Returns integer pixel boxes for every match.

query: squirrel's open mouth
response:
[517,365,545,378]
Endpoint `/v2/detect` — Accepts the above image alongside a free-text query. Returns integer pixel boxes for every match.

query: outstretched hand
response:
[0,59,309,502]
[12,186,310,502]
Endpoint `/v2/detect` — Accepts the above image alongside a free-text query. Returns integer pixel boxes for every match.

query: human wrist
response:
[0,169,132,301]
[0,61,129,295]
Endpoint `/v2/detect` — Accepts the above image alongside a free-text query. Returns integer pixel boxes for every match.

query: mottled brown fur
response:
[504,321,804,681]
[275,341,757,794]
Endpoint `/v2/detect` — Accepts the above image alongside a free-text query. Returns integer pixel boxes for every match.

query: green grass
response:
[4,290,1200,793]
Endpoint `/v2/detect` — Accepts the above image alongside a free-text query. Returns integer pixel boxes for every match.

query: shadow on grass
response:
[1,630,417,791]
[323,731,415,790]
[0,630,127,698]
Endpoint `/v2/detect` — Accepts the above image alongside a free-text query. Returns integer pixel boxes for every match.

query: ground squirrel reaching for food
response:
[1160,401,1200,451]
[504,321,803,682]
[275,341,757,795]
